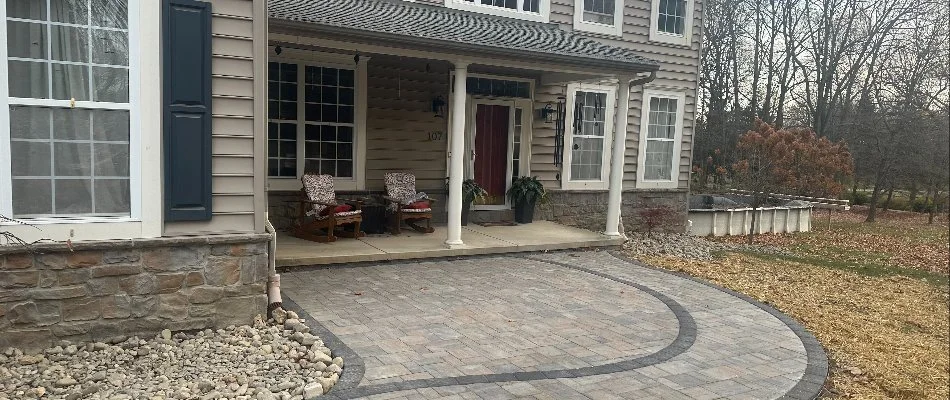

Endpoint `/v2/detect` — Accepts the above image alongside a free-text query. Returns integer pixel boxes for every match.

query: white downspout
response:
[265,213,282,317]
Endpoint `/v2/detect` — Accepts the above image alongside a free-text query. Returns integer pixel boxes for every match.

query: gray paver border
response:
[606,250,829,400]
[282,296,367,390]
[284,254,698,400]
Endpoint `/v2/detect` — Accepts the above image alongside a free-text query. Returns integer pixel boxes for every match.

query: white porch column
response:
[605,77,633,237]
[445,62,469,247]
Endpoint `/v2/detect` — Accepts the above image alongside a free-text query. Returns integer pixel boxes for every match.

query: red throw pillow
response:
[407,201,430,209]
[319,204,352,216]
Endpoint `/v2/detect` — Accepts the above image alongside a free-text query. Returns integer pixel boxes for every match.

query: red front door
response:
[473,104,510,206]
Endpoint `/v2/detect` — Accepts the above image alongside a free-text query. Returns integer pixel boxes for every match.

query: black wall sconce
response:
[540,96,566,124]
[431,95,447,118]
[540,103,556,123]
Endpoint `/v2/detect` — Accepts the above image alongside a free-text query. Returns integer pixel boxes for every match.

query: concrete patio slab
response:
[276,221,621,267]
[280,250,827,399]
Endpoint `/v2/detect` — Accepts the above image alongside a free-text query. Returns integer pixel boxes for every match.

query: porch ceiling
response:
[268,0,660,75]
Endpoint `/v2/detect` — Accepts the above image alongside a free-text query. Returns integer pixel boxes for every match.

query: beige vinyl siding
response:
[364,59,450,192]
[164,0,262,235]
[536,0,702,191]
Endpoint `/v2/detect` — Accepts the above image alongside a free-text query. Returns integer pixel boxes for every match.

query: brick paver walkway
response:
[281,250,826,399]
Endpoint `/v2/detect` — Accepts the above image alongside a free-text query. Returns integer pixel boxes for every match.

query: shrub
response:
[845,191,869,205]
[883,197,910,211]
[912,198,935,213]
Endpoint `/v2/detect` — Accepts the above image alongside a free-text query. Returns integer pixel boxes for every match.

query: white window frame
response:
[266,50,368,192]
[0,0,162,243]
[573,0,624,37]
[446,0,550,23]
[561,82,615,191]
[636,88,685,189]
[649,0,694,46]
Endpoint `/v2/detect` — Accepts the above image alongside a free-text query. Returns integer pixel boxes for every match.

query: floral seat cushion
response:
[384,172,430,212]
[302,174,362,219]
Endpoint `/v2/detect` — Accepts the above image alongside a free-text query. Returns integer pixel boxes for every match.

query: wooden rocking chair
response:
[292,174,364,243]
[383,172,436,234]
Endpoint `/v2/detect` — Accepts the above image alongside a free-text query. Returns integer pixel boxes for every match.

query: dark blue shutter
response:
[163,0,212,221]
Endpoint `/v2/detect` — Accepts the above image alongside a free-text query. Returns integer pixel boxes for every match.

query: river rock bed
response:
[0,309,342,400]
[623,233,790,261]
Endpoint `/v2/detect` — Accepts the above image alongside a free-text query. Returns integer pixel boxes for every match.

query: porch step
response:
[469,209,514,224]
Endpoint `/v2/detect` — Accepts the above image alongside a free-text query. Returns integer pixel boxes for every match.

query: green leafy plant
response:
[506,176,546,205]
[462,179,488,205]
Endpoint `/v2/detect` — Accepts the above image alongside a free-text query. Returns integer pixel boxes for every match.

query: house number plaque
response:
[427,131,444,141]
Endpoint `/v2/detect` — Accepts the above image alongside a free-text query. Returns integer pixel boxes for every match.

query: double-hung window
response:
[636,89,684,188]
[649,0,693,46]
[267,57,365,191]
[2,0,135,219]
[562,83,615,190]
[447,0,550,23]
[573,0,623,36]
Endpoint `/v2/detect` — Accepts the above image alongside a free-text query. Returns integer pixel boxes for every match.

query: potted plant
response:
[507,176,545,224]
[461,179,487,226]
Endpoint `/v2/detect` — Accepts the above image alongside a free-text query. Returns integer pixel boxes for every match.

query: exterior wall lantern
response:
[432,95,447,118]
[540,103,556,123]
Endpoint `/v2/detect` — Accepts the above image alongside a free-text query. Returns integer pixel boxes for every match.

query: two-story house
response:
[0,0,700,350]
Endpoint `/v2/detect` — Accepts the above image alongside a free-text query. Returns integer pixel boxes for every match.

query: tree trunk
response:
[866,182,883,222]
[747,199,760,245]
[882,186,895,211]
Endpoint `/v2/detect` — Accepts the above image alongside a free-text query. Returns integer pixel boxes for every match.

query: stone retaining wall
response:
[537,190,688,234]
[0,234,270,353]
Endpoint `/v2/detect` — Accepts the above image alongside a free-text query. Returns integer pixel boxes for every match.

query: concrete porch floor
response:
[275,220,622,266]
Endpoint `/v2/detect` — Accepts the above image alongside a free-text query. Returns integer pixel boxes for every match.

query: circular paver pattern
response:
[280,250,826,399]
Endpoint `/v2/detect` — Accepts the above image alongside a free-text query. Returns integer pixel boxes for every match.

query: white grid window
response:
[637,89,684,189]
[267,62,297,177]
[5,0,132,218]
[582,0,615,25]
[643,97,677,180]
[657,0,686,35]
[573,0,622,36]
[268,62,356,179]
[570,91,608,181]
[512,107,522,181]
[464,0,540,12]
[449,0,549,22]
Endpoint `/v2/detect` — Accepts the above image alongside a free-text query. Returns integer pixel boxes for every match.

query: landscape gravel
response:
[0,309,343,400]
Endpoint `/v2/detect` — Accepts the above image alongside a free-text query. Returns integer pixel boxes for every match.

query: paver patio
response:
[281,250,826,399]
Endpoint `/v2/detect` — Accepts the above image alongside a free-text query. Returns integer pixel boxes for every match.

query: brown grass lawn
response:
[634,209,949,399]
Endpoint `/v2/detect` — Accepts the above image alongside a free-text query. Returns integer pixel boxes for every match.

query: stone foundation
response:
[537,189,688,234]
[0,234,270,353]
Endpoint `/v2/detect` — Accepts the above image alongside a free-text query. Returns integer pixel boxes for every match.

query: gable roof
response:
[268,0,660,74]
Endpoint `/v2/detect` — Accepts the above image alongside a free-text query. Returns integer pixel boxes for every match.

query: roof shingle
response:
[268,0,659,71]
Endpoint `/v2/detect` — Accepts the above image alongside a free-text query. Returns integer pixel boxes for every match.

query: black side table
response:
[360,203,388,234]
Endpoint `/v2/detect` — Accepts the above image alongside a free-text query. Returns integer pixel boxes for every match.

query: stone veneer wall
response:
[537,190,689,234]
[0,234,270,353]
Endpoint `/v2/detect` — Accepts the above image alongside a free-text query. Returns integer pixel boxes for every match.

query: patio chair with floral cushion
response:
[292,174,363,242]
[383,172,436,234]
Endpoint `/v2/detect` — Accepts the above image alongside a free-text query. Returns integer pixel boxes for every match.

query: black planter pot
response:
[462,198,472,226]
[513,198,537,223]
